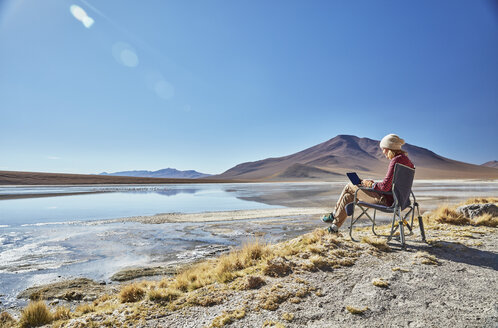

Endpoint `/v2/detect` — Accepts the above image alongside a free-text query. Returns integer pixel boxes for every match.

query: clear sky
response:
[1,0,497,174]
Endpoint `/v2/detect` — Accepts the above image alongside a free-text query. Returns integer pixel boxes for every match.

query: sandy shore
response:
[106,207,329,224]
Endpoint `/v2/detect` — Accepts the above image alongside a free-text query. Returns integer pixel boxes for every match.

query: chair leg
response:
[403,209,413,234]
[398,208,405,248]
[415,202,426,242]
[371,209,377,236]
[349,206,356,242]
[349,205,369,242]
[388,211,397,242]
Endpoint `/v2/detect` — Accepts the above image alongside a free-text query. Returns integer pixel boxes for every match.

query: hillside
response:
[482,161,498,169]
[213,135,498,181]
[0,171,236,186]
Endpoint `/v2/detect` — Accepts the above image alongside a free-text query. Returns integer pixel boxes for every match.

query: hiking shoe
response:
[321,213,335,223]
[327,224,339,233]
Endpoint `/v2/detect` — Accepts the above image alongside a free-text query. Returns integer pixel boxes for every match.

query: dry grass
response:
[281,312,295,322]
[473,213,498,227]
[346,305,368,314]
[424,198,498,227]
[0,312,16,328]
[19,301,53,328]
[372,279,389,288]
[74,303,95,315]
[391,267,410,272]
[414,251,439,265]
[459,197,498,205]
[147,288,182,303]
[209,308,246,327]
[361,236,391,252]
[244,275,266,289]
[262,258,292,277]
[52,306,71,321]
[172,239,270,292]
[262,320,286,327]
[424,205,468,225]
[92,294,112,306]
[119,284,146,303]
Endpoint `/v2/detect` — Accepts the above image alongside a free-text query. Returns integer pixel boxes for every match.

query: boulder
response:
[456,203,498,219]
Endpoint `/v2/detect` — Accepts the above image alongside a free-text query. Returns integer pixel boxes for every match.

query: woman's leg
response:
[333,183,384,228]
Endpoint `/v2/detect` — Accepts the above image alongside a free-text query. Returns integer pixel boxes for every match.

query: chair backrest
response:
[392,163,415,210]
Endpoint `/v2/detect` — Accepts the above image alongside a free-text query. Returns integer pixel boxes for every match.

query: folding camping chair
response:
[346,163,426,247]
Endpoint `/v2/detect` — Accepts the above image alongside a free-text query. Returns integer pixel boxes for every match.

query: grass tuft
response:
[262,258,292,277]
[147,288,182,303]
[361,236,391,252]
[473,213,498,227]
[74,303,95,315]
[414,251,439,265]
[209,308,246,327]
[19,301,53,328]
[426,205,469,225]
[52,306,71,321]
[346,305,368,315]
[459,197,498,205]
[282,312,295,321]
[119,284,146,303]
[245,275,266,290]
[262,320,286,327]
[372,279,389,288]
[0,312,16,327]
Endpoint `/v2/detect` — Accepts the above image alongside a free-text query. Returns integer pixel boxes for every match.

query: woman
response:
[322,134,414,232]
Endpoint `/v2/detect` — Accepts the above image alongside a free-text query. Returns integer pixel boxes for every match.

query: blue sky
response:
[1,0,497,174]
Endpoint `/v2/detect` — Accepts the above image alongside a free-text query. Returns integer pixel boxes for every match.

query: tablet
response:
[346,172,362,185]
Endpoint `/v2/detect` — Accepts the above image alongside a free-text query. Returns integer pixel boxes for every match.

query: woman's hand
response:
[361,179,374,188]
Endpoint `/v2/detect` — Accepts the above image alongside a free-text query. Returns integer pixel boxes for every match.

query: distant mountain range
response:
[211,135,498,181]
[100,168,211,179]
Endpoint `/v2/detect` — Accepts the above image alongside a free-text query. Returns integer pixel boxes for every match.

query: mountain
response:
[212,135,498,181]
[482,161,498,168]
[100,168,211,179]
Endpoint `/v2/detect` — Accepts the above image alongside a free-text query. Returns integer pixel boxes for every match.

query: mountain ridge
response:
[212,135,498,181]
[100,168,211,179]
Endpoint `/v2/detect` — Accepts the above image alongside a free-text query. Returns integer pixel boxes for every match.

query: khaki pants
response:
[333,182,386,228]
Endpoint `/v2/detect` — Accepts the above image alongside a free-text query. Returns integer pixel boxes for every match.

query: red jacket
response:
[373,154,414,206]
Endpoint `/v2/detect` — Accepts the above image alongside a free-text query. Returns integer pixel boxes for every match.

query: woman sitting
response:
[322,134,414,232]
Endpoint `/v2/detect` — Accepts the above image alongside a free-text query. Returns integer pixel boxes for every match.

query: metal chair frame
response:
[348,164,426,247]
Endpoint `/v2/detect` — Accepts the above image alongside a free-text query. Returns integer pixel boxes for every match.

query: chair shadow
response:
[389,240,498,271]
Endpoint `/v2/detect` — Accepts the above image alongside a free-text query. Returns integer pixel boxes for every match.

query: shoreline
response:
[108,207,328,224]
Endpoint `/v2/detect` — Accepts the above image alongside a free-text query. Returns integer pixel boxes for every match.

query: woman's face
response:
[382,148,389,158]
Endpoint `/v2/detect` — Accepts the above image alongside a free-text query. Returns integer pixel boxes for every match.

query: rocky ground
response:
[4,202,497,328]
[134,226,497,328]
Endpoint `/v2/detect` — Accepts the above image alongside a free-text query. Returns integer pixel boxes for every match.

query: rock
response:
[17,278,117,301]
[456,203,498,219]
[83,295,97,302]
[110,266,178,282]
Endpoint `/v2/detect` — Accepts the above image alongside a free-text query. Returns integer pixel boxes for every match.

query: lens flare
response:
[70,4,94,28]
[112,42,139,68]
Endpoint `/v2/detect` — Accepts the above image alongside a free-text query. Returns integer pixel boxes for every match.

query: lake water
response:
[0,181,497,309]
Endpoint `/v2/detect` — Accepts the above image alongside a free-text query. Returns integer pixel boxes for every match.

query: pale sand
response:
[109,207,329,224]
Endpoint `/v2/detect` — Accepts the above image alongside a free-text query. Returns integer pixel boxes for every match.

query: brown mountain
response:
[482,161,498,168]
[213,135,498,181]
